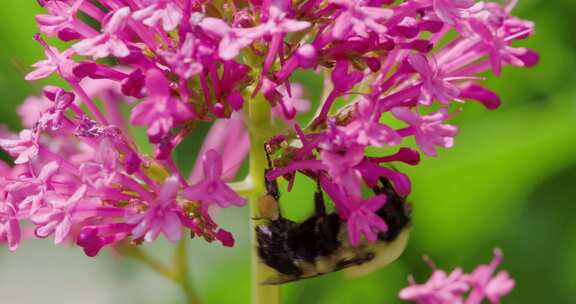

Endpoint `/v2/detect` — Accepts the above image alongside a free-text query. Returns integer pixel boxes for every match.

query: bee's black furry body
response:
[256,172,411,284]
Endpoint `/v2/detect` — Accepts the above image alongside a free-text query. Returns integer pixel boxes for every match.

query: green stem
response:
[246,94,281,304]
[174,238,201,304]
[119,242,200,304]
[119,244,177,281]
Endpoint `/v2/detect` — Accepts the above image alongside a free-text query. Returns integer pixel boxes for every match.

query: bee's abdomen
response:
[286,213,342,262]
[256,219,303,276]
[256,213,342,277]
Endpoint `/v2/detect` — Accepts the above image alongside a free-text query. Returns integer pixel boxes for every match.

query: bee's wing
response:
[343,227,411,278]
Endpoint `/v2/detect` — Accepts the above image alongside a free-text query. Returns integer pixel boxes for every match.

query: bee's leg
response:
[314,175,326,216]
[264,143,280,201]
[372,177,397,197]
[379,177,395,194]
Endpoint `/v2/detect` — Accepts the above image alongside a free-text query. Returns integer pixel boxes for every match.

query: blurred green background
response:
[1,1,575,303]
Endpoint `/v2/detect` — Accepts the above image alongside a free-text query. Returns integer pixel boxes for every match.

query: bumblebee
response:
[255,150,412,285]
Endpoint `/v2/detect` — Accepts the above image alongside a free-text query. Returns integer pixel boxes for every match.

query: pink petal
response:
[162,211,182,243]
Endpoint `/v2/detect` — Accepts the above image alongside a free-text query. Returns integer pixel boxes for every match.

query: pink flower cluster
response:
[1,0,536,257]
[400,249,515,304]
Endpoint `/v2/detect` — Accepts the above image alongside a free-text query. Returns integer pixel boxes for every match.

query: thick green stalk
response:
[119,242,200,304]
[174,238,201,304]
[247,94,281,304]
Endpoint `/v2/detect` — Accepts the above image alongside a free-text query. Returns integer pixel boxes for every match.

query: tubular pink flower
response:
[133,1,182,32]
[35,0,96,40]
[129,69,193,143]
[342,97,401,147]
[31,184,87,244]
[400,249,515,304]
[160,33,203,79]
[393,107,459,156]
[17,96,51,128]
[271,83,311,123]
[320,144,365,197]
[400,267,469,303]
[330,0,393,39]
[346,194,389,246]
[73,7,132,59]
[77,223,133,257]
[1,0,537,264]
[459,83,501,110]
[0,130,39,165]
[408,54,461,105]
[466,249,515,304]
[189,113,249,183]
[79,139,119,188]
[25,35,75,81]
[127,176,183,243]
[0,202,21,252]
[5,160,60,216]
[183,150,246,208]
[431,0,481,25]
[199,17,267,61]
[36,87,76,131]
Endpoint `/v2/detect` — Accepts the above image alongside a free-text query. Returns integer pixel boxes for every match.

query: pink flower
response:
[262,6,311,36]
[345,194,388,246]
[17,96,51,128]
[160,33,203,79]
[469,17,536,76]
[400,249,515,304]
[431,0,480,25]
[459,83,501,110]
[35,0,76,37]
[0,202,21,251]
[35,0,91,39]
[79,139,119,188]
[215,229,235,247]
[393,107,458,156]
[133,1,182,32]
[330,0,393,39]
[408,54,461,105]
[31,184,88,244]
[320,144,365,197]
[189,113,249,183]
[199,17,267,60]
[127,176,183,243]
[36,86,75,131]
[271,83,311,122]
[0,129,39,164]
[73,7,131,59]
[129,69,193,143]
[357,160,412,196]
[332,60,364,93]
[183,150,246,208]
[25,35,75,81]
[399,267,469,304]
[342,97,401,147]
[77,223,133,257]
[466,249,515,304]
[5,161,60,216]
[1,0,538,259]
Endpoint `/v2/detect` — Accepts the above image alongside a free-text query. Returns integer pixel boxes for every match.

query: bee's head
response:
[258,194,280,221]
